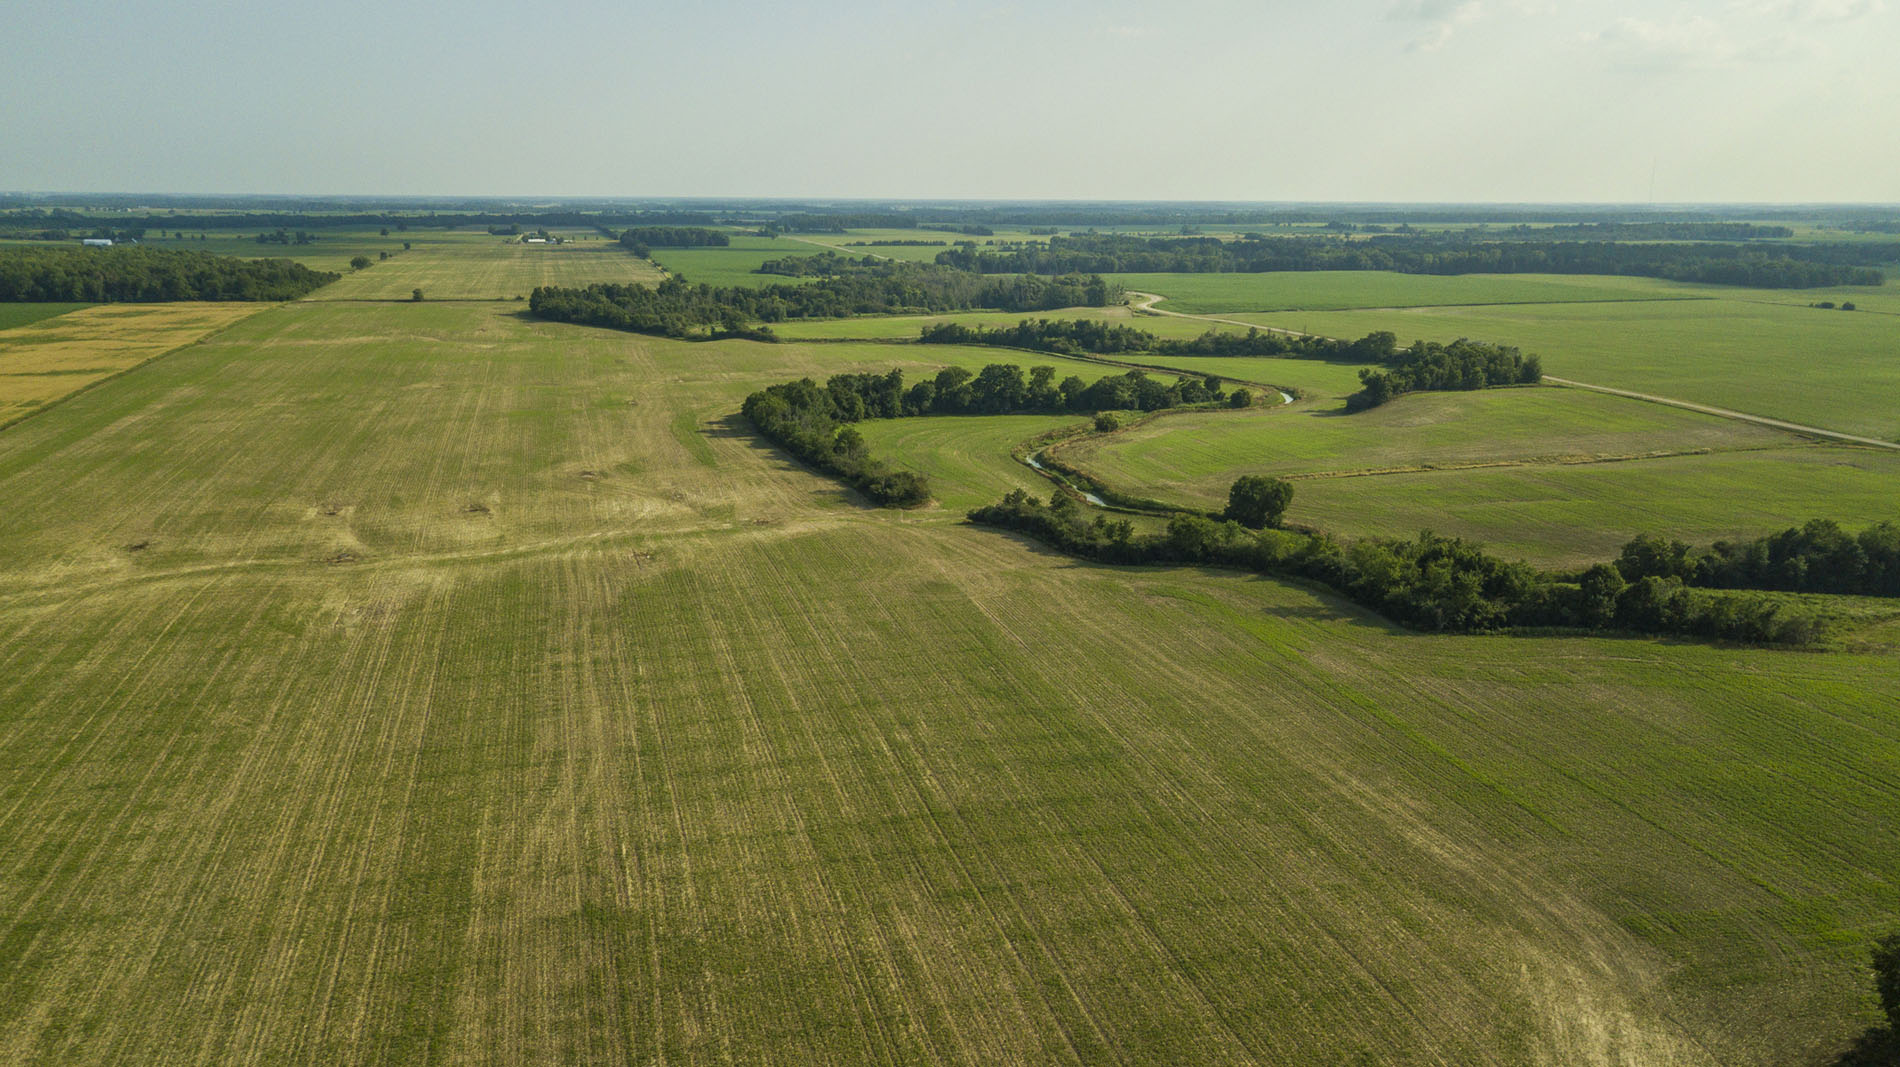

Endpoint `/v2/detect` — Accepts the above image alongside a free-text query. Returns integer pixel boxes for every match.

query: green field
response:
[313,237,662,301]
[1229,295,1900,440]
[645,234,823,288]
[855,414,1079,513]
[1112,271,1715,313]
[2,240,1898,1065]
[0,302,91,331]
[129,228,456,273]
[1127,353,1371,399]
[1060,387,1900,564]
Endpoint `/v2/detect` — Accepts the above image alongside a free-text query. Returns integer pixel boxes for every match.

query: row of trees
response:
[0,246,338,302]
[618,227,729,257]
[740,379,930,507]
[916,319,1537,411]
[1616,520,1900,597]
[917,318,1401,363]
[754,253,1122,308]
[1507,222,1794,241]
[528,265,1121,339]
[918,317,1157,355]
[787,364,1228,424]
[739,363,1241,509]
[255,229,316,245]
[0,207,717,236]
[1347,338,1541,411]
[935,234,1887,288]
[969,490,1824,643]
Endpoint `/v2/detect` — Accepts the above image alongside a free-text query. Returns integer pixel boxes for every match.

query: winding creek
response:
[1020,452,1107,506]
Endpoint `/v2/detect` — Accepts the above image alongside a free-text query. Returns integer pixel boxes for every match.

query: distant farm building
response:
[81,238,113,247]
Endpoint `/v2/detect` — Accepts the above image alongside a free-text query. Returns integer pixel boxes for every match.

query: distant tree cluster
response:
[1347,338,1541,412]
[754,252,1120,307]
[1615,520,1900,598]
[529,265,1120,340]
[0,207,719,236]
[1501,222,1794,241]
[255,229,316,245]
[936,234,1887,288]
[0,246,337,302]
[762,212,920,233]
[969,491,1823,643]
[618,227,730,257]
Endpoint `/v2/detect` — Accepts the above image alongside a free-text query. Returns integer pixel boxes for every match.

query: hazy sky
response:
[5,0,1896,202]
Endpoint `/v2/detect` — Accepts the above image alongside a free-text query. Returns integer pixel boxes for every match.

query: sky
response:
[4,0,1897,202]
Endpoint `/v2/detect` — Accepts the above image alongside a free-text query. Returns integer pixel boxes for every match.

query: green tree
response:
[411,288,424,302]
[1223,475,1292,529]
[1093,412,1119,433]
[1576,563,1627,627]
[349,255,371,270]
[1229,388,1253,408]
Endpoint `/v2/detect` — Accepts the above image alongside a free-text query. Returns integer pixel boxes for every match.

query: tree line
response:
[618,227,729,257]
[754,252,1122,307]
[0,207,718,238]
[969,490,1824,644]
[934,234,1887,288]
[0,246,338,302]
[741,378,932,507]
[917,317,1397,361]
[760,363,1226,426]
[916,319,1537,410]
[528,264,1121,340]
[1347,338,1541,411]
[738,363,1234,507]
[1615,520,1900,598]
[1498,222,1794,241]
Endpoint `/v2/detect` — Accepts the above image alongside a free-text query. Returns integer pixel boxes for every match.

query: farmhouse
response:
[80,238,113,247]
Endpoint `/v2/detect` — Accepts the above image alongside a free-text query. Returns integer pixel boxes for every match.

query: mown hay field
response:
[0,302,264,426]
[1,268,1897,1065]
[313,237,662,301]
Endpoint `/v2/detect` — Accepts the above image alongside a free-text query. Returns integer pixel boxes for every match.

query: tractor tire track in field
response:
[1126,291,1900,449]
[1540,376,1900,451]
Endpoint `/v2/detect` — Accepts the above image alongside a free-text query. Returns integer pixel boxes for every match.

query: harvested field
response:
[1,271,1896,1067]
[0,302,264,425]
